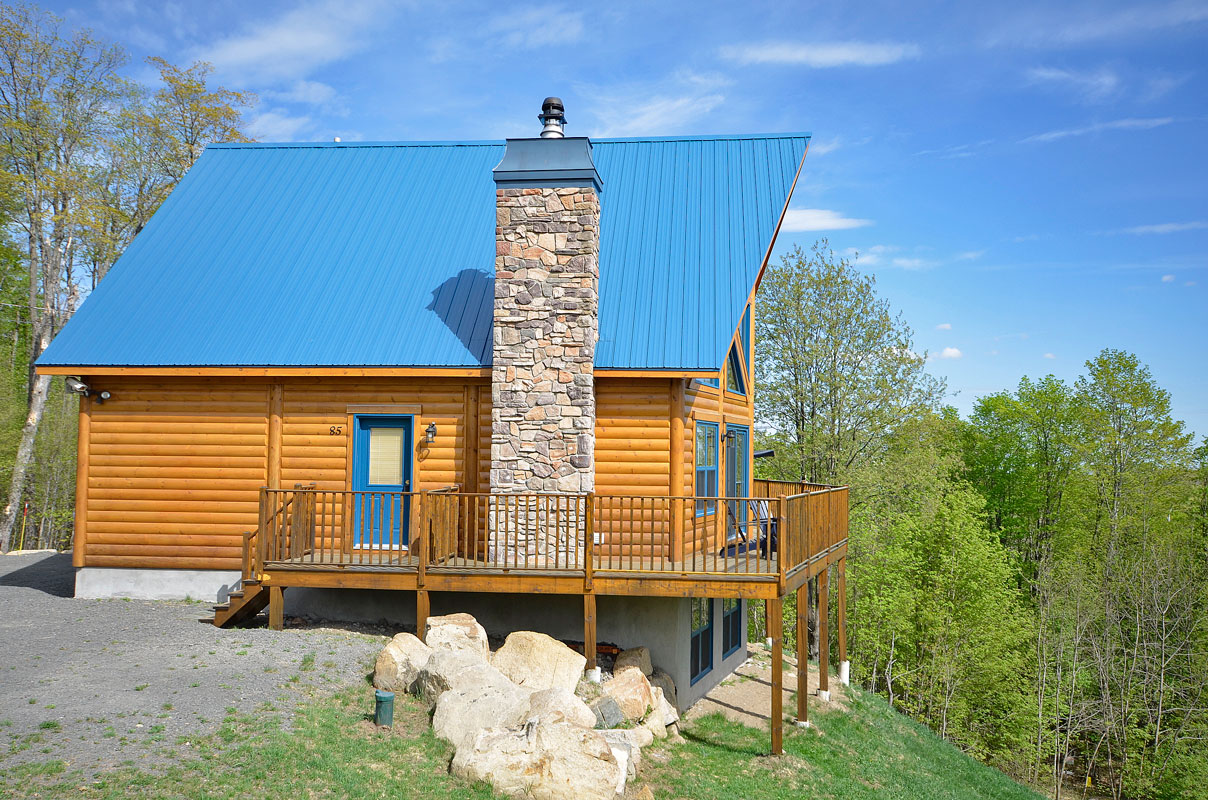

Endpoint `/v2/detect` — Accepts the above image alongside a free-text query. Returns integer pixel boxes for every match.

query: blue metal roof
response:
[38,133,808,371]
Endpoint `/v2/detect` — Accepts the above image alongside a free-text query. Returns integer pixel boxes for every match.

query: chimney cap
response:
[538,97,567,138]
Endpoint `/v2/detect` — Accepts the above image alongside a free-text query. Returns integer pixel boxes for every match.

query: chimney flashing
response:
[492,136,602,192]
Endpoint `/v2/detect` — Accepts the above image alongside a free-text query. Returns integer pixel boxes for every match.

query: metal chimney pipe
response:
[538,97,566,138]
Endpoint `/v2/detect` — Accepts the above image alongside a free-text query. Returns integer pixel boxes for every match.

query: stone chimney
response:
[490,108,601,496]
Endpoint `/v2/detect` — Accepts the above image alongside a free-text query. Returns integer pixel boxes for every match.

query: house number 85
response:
[329,426,343,435]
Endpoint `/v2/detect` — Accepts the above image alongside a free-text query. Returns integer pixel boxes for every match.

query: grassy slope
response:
[3,680,1040,800]
[636,684,1042,800]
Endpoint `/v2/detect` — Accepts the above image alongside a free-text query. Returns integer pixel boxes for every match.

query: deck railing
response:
[252,484,848,584]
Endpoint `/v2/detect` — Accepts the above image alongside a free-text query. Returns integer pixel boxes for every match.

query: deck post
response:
[777,494,787,593]
[584,593,597,671]
[837,556,849,685]
[796,583,808,727]
[818,564,830,701]
[769,596,784,755]
[416,589,430,640]
[268,586,284,630]
[669,379,685,564]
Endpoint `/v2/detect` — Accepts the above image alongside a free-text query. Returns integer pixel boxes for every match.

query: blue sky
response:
[52,0,1208,436]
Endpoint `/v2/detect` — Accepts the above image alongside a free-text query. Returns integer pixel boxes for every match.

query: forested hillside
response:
[754,242,1208,800]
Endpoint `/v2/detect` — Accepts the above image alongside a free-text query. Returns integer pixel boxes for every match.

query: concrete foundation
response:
[75,567,241,602]
[286,588,747,709]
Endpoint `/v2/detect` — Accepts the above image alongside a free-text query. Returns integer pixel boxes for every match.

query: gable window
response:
[726,345,746,395]
[690,598,714,684]
[722,598,743,657]
[695,421,718,516]
[740,306,751,363]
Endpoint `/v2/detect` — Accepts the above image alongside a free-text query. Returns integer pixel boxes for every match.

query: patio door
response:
[352,415,413,549]
[725,424,749,540]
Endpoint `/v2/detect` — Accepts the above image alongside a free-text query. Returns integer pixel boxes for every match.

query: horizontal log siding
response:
[83,378,269,569]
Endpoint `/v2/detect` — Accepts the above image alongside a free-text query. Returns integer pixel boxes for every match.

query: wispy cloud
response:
[1020,116,1173,143]
[583,71,729,137]
[782,208,873,232]
[1027,66,1120,103]
[988,2,1208,47]
[1162,274,1176,282]
[1043,353,1057,359]
[1121,220,1208,235]
[936,322,952,330]
[936,347,963,360]
[954,250,986,261]
[202,0,390,84]
[247,109,313,140]
[430,4,585,62]
[891,257,929,269]
[720,40,920,67]
[914,140,995,159]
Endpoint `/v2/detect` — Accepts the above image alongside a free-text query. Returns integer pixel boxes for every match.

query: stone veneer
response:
[490,186,599,495]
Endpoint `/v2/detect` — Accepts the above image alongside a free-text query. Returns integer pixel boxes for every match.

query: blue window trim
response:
[722,598,743,658]
[695,421,719,517]
[690,598,714,685]
[724,423,750,541]
[726,345,746,396]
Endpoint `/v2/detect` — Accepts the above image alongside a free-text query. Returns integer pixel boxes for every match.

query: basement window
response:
[722,598,743,658]
[690,598,714,684]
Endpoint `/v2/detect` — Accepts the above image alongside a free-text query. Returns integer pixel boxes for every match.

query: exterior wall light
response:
[425,422,437,444]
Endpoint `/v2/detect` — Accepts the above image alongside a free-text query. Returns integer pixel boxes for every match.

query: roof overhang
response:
[37,365,718,379]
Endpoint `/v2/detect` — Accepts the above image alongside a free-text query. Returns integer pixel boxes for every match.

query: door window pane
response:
[368,427,405,485]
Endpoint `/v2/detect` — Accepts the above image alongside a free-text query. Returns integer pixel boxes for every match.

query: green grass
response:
[634,685,1042,800]
[0,686,497,800]
[1,675,1038,800]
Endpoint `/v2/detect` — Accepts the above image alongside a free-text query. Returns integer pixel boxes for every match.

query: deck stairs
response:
[204,580,272,627]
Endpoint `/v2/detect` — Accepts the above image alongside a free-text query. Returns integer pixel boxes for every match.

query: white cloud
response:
[914,140,995,159]
[272,80,338,105]
[247,110,313,141]
[430,4,584,61]
[582,71,730,137]
[1122,220,1208,235]
[842,244,894,266]
[1027,66,1120,103]
[1020,117,1173,143]
[988,2,1208,47]
[1162,274,1176,282]
[954,250,985,261]
[808,137,843,156]
[1044,353,1057,359]
[720,40,920,67]
[202,0,389,85]
[938,347,963,360]
[891,257,927,269]
[782,208,873,232]
[936,323,952,330]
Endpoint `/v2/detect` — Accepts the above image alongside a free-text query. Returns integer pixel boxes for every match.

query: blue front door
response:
[352,415,413,548]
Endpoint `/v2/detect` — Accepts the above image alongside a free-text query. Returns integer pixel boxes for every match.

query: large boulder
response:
[613,646,652,677]
[492,631,586,692]
[652,684,679,726]
[527,686,596,728]
[648,668,678,711]
[433,675,531,751]
[602,666,654,721]
[451,719,620,800]
[413,648,497,710]
[373,632,432,692]
[424,613,490,659]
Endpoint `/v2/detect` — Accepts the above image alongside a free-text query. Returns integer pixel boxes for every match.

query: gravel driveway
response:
[0,552,385,778]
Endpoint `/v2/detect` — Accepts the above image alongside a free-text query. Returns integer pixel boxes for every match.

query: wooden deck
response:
[213,480,849,757]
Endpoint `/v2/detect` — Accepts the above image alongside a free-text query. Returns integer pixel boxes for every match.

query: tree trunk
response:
[0,372,51,551]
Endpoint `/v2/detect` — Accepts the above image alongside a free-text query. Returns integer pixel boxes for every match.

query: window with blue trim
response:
[722,598,743,657]
[726,345,746,395]
[695,421,718,516]
[690,598,714,684]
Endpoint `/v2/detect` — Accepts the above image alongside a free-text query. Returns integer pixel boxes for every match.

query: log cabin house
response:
[36,99,848,750]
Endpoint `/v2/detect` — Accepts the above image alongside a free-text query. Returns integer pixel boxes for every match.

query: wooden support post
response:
[72,393,91,568]
[769,596,784,755]
[584,593,597,670]
[267,383,283,490]
[818,565,830,696]
[269,586,284,630]
[837,557,847,665]
[669,379,685,564]
[417,589,430,640]
[796,583,808,727]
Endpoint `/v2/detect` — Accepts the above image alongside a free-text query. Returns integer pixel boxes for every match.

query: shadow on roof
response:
[426,268,494,365]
